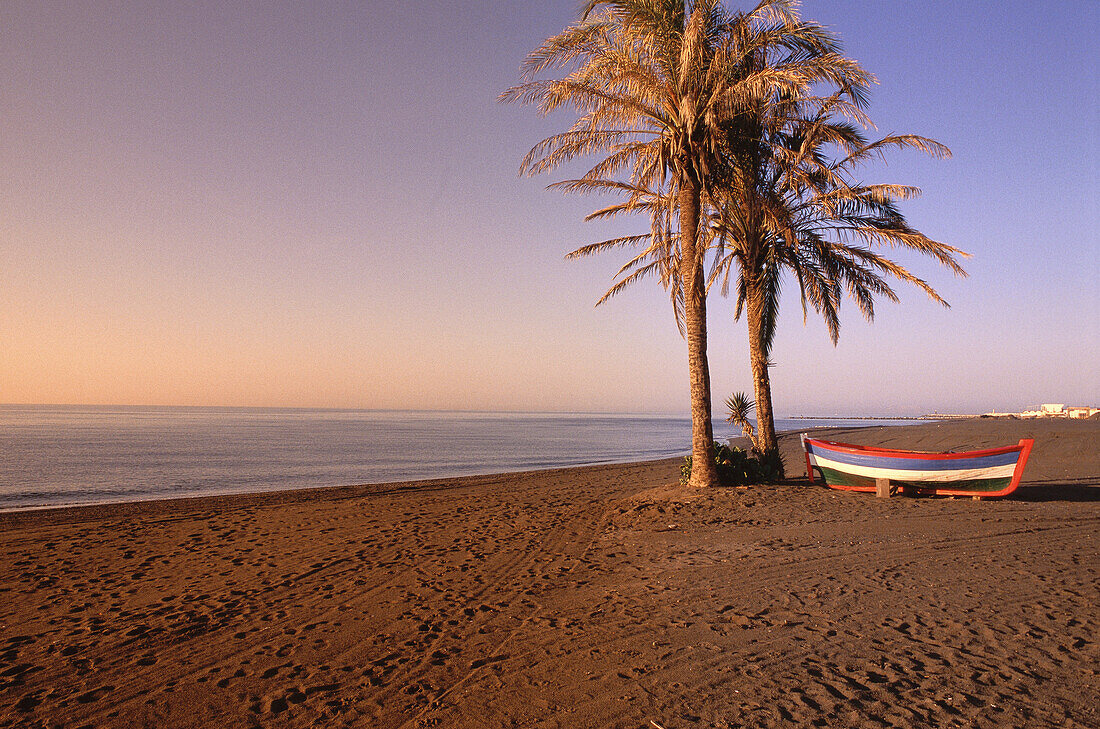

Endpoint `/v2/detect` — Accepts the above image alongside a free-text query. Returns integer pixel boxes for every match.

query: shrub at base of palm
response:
[751,446,784,483]
[723,391,784,482]
[680,441,784,487]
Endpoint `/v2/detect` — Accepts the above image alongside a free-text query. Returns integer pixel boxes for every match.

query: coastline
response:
[0,406,926,513]
[0,458,680,528]
[0,418,945,519]
[1,418,1097,727]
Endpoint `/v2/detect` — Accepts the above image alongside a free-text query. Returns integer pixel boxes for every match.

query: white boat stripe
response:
[809,454,1015,483]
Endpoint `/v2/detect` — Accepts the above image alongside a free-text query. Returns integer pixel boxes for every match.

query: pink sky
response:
[1,1,1097,416]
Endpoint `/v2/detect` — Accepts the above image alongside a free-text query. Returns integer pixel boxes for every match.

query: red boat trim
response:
[804,437,1027,462]
[801,436,1035,498]
[926,438,1034,498]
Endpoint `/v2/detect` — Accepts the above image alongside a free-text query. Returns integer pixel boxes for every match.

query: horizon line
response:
[0,402,940,420]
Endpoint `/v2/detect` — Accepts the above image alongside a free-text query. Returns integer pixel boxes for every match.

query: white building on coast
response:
[1065,406,1099,419]
[1012,403,1099,419]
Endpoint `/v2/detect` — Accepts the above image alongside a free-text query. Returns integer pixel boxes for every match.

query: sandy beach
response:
[0,417,1097,728]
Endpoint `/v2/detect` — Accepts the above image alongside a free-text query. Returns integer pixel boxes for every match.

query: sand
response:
[0,418,1097,728]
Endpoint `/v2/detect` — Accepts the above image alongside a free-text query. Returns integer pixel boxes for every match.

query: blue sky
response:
[1,1,1096,415]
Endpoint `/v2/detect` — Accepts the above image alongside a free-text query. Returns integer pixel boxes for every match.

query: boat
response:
[800,434,1034,498]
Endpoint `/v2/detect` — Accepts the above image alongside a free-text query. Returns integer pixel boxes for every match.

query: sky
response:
[1,1,1097,416]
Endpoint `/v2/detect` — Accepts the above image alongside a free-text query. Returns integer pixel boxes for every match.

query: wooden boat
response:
[800,434,1034,498]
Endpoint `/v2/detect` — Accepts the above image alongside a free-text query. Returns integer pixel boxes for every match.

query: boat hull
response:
[801,435,1034,498]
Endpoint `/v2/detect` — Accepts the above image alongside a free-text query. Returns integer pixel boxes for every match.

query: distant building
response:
[1066,406,1099,419]
[1016,403,1097,419]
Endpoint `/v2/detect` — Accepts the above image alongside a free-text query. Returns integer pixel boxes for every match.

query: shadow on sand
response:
[790,476,1100,503]
[1011,480,1100,503]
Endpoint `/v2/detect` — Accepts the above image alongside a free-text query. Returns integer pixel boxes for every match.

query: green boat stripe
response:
[817,467,1012,493]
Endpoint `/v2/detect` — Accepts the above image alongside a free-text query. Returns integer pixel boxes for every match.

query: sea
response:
[0,405,924,511]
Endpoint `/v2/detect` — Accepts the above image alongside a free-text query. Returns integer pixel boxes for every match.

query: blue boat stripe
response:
[805,443,1019,472]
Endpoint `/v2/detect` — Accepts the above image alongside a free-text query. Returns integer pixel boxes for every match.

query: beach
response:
[0,417,1096,728]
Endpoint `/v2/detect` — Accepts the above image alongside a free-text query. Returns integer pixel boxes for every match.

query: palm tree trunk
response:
[745,284,781,470]
[679,178,717,487]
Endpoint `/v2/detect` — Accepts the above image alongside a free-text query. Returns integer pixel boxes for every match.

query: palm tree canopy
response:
[500,0,873,323]
[707,84,969,355]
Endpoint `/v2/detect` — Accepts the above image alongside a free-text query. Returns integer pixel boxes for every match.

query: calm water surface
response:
[0,406,921,510]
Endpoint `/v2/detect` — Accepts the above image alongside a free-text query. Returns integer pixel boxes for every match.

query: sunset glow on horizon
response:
[2,1,1097,416]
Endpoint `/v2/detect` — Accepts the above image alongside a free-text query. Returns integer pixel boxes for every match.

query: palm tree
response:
[708,82,969,465]
[502,0,866,487]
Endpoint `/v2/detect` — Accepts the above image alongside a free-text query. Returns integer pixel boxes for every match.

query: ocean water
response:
[0,405,922,511]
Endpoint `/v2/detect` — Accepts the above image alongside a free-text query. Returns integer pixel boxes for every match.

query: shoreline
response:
[0,458,680,528]
[1,418,1097,727]
[0,458,685,521]
[3,416,1085,521]
[0,420,926,518]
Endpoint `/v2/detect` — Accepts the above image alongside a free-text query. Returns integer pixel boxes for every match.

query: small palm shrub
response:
[725,392,757,446]
[680,441,784,487]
